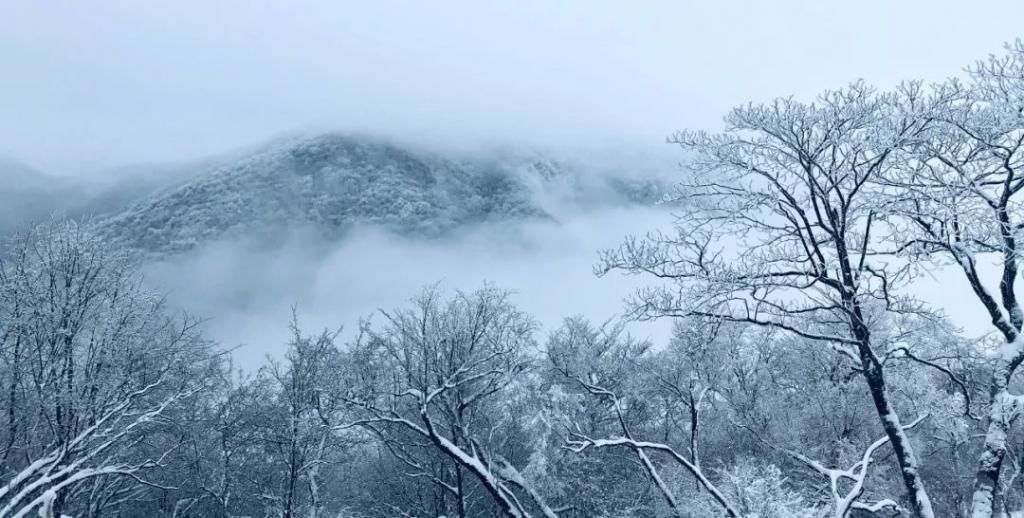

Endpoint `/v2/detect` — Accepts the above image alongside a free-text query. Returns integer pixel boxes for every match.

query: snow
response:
[998,335,1024,362]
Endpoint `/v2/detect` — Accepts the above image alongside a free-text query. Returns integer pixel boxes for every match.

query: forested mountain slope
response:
[90,134,666,255]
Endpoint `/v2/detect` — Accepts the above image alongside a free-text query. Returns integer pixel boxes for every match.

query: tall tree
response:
[264,317,345,518]
[0,221,211,518]
[342,286,558,518]
[880,40,1024,518]
[599,83,938,516]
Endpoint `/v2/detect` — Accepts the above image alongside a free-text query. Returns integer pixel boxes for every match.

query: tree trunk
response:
[861,359,934,518]
[456,465,466,518]
[971,362,1017,518]
[838,238,934,518]
[689,395,700,492]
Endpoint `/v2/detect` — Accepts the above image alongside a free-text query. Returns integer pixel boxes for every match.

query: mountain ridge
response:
[92,133,670,256]
[3,133,671,256]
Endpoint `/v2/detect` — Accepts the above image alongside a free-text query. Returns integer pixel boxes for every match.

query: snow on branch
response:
[739,414,928,518]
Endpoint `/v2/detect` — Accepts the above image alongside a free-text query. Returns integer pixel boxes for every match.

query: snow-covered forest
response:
[7,4,1024,518]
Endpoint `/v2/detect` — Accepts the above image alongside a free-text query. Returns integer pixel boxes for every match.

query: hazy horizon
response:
[5,1,1024,173]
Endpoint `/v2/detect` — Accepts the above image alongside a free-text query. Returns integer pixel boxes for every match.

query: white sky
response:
[3,1,1024,172]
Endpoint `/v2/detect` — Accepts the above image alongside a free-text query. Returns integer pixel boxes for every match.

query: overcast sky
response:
[3,0,1024,172]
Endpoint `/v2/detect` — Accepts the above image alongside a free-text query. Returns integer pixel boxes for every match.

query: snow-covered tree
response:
[598,82,938,516]
[262,317,347,518]
[876,40,1024,518]
[548,317,740,518]
[340,286,558,518]
[0,220,212,518]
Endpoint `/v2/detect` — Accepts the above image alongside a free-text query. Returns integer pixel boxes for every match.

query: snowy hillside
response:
[92,133,668,255]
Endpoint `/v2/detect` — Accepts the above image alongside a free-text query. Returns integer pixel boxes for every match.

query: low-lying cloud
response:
[143,206,674,370]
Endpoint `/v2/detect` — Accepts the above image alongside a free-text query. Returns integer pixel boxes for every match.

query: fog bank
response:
[143,206,673,370]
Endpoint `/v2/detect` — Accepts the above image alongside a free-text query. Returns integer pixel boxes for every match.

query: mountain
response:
[92,133,668,256]
[0,157,75,235]
[0,156,218,237]
[0,134,670,255]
